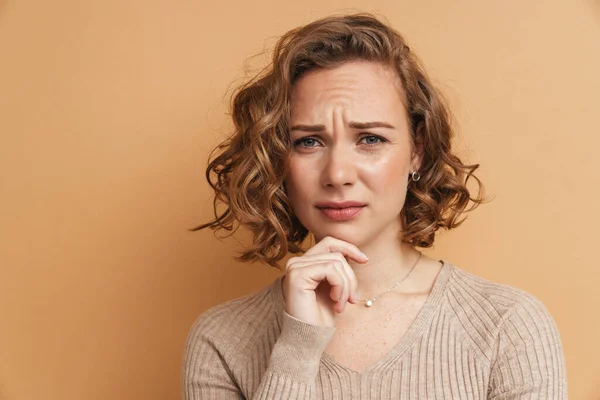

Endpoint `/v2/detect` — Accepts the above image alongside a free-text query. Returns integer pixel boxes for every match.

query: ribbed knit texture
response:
[182,261,567,399]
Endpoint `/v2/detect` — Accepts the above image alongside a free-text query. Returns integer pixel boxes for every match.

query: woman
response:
[183,13,567,399]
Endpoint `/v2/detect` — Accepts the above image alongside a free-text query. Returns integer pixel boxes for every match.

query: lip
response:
[317,205,366,221]
[315,200,366,209]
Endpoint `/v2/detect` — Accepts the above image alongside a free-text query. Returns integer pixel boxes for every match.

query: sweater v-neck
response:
[269,260,454,376]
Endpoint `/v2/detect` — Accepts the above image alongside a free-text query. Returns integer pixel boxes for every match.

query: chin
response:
[311,227,367,247]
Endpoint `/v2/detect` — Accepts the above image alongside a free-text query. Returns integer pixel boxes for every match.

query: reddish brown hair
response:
[191,13,488,268]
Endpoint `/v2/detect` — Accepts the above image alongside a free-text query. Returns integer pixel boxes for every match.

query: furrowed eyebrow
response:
[348,121,395,129]
[290,121,395,132]
[289,124,326,132]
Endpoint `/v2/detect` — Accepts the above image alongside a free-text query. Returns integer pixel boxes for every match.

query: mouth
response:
[316,205,366,221]
[315,200,367,209]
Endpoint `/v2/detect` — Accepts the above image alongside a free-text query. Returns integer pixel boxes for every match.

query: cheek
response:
[361,153,410,191]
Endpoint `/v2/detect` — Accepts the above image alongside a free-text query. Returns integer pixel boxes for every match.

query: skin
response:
[283,60,442,317]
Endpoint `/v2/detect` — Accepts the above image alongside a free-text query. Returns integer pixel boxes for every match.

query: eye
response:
[293,134,388,149]
[359,134,387,145]
[294,137,321,148]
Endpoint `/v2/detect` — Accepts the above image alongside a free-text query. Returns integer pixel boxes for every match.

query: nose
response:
[320,141,357,189]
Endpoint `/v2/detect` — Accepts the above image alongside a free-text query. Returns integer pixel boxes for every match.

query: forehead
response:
[290,61,407,121]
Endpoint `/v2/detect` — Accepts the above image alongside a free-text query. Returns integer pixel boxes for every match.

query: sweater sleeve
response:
[182,309,335,400]
[487,293,568,399]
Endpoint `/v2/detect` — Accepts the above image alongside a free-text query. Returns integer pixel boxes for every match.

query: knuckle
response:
[329,260,343,271]
[285,257,301,271]
[336,253,348,264]
[286,267,301,281]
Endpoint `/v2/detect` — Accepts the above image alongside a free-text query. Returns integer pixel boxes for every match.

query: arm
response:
[182,310,335,400]
[487,294,568,399]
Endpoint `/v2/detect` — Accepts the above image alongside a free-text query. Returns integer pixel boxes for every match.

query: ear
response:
[410,122,425,171]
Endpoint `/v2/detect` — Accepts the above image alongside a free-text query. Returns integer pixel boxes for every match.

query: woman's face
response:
[285,60,421,247]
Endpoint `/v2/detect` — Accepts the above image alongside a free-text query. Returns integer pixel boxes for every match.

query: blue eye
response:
[293,134,387,149]
[294,137,320,148]
[361,135,384,145]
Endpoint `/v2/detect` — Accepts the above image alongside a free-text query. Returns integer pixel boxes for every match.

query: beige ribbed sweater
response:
[182,261,567,399]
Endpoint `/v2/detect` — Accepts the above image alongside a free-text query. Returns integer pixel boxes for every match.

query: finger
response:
[329,259,349,313]
[287,262,347,311]
[288,253,358,306]
[305,236,369,264]
[331,252,359,305]
[286,252,354,268]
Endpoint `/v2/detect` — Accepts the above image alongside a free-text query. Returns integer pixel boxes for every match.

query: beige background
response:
[1,0,599,399]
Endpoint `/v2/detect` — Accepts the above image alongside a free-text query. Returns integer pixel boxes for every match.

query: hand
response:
[283,236,369,328]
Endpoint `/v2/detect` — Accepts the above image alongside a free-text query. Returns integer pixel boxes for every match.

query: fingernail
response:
[361,252,369,260]
[352,292,359,302]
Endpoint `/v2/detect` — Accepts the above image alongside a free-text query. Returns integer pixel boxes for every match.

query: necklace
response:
[357,251,422,308]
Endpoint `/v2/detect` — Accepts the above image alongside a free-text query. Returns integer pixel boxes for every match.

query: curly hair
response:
[191,12,488,269]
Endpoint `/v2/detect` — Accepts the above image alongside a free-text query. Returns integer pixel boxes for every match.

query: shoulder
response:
[443,264,562,360]
[184,277,281,358]
[446,264,555,322]
[444,266,570,396]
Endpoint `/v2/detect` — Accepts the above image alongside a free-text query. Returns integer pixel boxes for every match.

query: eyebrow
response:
[290,121,396,132]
